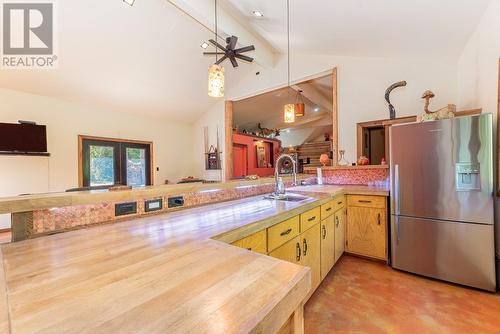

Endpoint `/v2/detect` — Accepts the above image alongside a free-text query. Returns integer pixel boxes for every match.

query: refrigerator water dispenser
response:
[455,163,481,191]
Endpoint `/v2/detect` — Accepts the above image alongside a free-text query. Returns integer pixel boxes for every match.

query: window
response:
[79,136,152,188]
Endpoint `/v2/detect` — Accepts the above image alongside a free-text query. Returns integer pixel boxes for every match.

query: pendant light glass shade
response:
[294,103,305,117]
[208,64,225,97]
[294,90,305,117]
[284,103,296,123]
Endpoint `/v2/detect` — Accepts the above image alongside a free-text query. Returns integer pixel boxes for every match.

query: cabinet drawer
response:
[232,230,267,254]
[300,207,321,232]
[347,195,386,209]
[320,201,335,219]
[322,196,346,219]
[268,216,300,252]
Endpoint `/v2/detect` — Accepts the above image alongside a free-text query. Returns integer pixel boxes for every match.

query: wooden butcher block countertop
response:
[0,185,388,334]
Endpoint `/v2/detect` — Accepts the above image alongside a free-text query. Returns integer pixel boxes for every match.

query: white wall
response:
[0,156,50,229]
[457,0,500,114]
[0,88,194,193]
[192,53,458,174]
[456,0,500,280]
[192,100,226,181]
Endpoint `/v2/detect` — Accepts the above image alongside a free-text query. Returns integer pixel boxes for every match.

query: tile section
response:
[306,167,389,185]
[31,183,280,235]
[305,256,500,334]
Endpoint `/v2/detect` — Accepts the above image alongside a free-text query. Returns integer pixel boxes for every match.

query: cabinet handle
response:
[303,238,308,256]
[377,213,381,225]
[322,225,326,239]
[326,207,332,212]
[338,201,343,205]
[280,228,292,236]
[335,216,340,227]
[359,200,372,203]
[296,242,301,261]
[307,216,316,222]
[247,247,252,251]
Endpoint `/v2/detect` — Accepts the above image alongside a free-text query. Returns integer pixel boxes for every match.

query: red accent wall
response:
[232,133,281,177]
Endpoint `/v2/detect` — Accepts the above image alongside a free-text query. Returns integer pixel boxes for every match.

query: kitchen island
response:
[0,185,388,333]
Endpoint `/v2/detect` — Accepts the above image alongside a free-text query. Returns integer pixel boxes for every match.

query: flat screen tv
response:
[0,122,47,153]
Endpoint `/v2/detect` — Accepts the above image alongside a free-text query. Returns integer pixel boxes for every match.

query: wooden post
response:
[332,68,339,166]
[11,211,34,242]
[224,101,234,181]
[497,58,500,196]
[292,303,304,334]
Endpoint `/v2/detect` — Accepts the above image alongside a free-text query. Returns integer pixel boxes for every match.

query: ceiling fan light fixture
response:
[284,104,296,123]
[208,64,225,98]
[200,42,209,49]
[122,0,135,6]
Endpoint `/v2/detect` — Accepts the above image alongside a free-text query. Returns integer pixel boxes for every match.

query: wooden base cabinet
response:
[269,223,321,298]
[320,215,335,281]
[300,223,321,293]
[346,195,387,260]
[334,209,346,264]
[269,235,302,265]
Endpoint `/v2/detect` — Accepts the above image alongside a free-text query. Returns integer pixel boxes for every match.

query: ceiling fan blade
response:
[208,39,227,52]
[228,36,238,50]
[203,52,225,55]
[229,56,239,68]
[235,54,254,63]
[234,45,255,54]
[215,55,228,65]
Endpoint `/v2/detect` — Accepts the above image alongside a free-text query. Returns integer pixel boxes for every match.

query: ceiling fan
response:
[204,35,255,68]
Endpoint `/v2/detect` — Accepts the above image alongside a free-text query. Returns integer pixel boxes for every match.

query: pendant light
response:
[208,0,225,97]
[283,0,295,123]
[294,90,305,117]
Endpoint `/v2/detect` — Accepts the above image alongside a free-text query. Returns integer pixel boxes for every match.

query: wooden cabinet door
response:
[301,223,321,292]
[320,216,335,280]
[334,209,346,264]
[347,207,387,260]
[269,235,302,265]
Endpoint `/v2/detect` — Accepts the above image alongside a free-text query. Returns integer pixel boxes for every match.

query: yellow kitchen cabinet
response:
[232,230,267,254]
[300,223,321,293]
[269,235,302,265]
[268,216,300,253]
[300,207,321,232]
[320,215,335,280]
[334,208,346,264]
[346,195,387,260]
[269,222,321,297]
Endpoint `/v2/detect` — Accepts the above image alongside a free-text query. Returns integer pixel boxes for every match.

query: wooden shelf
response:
[0,151,50,157]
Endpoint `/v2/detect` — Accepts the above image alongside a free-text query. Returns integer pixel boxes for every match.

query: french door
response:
[81,137,152,188]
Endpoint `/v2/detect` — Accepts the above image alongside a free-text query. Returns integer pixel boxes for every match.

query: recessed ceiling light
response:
[201,42,209,49]
[123,0,135,6]
[252,11,264,17]
[314,107,320,112]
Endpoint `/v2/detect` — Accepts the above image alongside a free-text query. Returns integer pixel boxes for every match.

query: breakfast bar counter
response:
[0,185,388,333]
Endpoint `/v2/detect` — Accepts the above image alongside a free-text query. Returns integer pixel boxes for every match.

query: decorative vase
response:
[320,154,330,167]
[338,150,349,166]
[357,156,369,166]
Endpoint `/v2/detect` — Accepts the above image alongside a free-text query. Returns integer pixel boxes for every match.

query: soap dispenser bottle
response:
[277,177,286,195]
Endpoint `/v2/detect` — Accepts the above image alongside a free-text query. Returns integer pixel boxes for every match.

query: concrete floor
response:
[305,255,500,334]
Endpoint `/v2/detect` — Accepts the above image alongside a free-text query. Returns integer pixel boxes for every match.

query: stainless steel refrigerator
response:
[390,114,496,291]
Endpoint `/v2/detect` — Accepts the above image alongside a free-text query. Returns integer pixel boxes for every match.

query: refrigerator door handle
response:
[395,164,401,244]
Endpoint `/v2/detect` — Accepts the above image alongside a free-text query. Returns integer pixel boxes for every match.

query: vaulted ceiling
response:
[224,0,491,59]
[0,0,491,123]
